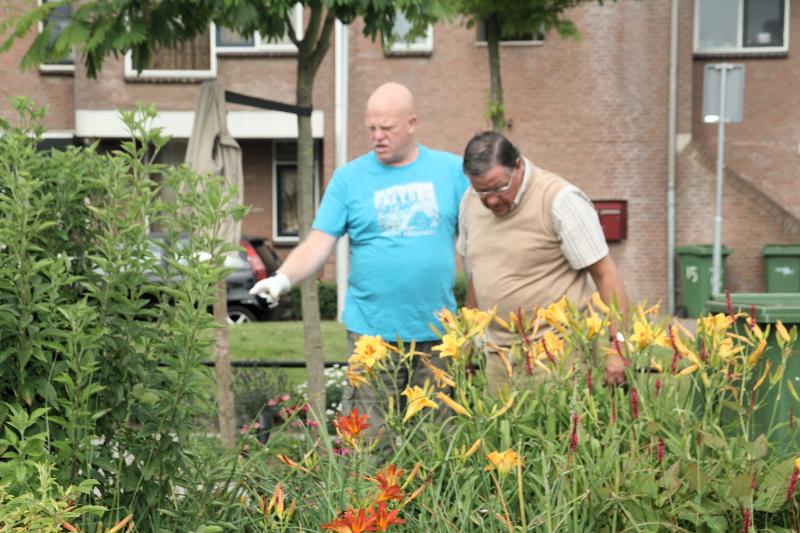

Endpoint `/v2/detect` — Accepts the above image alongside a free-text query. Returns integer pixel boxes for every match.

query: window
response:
[124,29,217,79]
[695,0,789,54]
[272,141,320,243]
[216,4,304,55]
[476,20,544,46]
[387,11,433,55]
[38,0,74,72]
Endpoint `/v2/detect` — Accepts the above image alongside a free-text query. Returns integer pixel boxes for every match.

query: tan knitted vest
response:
[462,164,595,346]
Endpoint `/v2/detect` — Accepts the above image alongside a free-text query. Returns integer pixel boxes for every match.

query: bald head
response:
[365,82,419,166]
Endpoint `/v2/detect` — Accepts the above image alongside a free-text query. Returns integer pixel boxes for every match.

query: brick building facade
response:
[1,0,798,311]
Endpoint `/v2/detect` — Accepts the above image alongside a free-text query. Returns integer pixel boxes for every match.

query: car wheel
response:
[227,305,257,325]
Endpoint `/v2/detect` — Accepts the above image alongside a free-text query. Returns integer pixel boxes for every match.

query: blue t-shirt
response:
[313,145,469,341]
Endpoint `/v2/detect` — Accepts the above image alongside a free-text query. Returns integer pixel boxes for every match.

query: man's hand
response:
[249,272,291,308]
[604,353,627,386]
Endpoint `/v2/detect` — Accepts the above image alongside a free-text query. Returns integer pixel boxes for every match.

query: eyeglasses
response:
[473,162,519,199]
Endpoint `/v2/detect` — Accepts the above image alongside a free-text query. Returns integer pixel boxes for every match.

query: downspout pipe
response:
[667,0,679,315]
[334,21,350,322]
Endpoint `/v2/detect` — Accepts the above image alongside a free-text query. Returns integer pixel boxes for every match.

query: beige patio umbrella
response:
[185,79,242,448]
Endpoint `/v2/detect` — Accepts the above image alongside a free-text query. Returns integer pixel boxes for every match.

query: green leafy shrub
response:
[288,280,338,320]
[0,99,241,530]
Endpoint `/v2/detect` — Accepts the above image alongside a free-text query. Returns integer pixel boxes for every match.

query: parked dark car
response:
[226,235,283,324]
[147,234,282,324]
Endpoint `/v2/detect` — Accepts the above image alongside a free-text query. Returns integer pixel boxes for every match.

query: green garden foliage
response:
[0,99,241,530]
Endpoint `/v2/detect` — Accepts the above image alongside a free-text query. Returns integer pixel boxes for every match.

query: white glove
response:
[249,272,291,308]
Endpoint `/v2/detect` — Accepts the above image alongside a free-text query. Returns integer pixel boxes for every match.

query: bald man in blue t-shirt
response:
[250,82,468,443]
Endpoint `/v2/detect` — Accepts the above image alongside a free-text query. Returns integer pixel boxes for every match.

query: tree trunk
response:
[212,281,236,448]
[486,13,505,133]
[296,61,326,423]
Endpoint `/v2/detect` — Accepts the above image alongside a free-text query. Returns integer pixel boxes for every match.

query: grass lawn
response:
[228,320,349,362]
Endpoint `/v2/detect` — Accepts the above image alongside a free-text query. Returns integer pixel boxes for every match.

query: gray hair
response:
[462,131,520,177]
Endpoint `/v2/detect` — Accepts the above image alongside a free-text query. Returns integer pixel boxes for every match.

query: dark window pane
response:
[43,0,74,65]
[276,164,299,237]
[477,20,543,42]
[744,0,784,47]
[216,27,255,47]
[148,31,212,71]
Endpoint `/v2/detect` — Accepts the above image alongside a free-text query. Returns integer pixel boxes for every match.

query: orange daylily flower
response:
[485,449,523,475]
[373,478,404,503]
[321,508,376,533]
[366,464,406,487]
[267,483,285,519]
[334,409,370,444]
[276,453,310,473]
[372,502,405,531]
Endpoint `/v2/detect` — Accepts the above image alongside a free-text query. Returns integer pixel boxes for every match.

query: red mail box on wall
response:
[593,200,627,242]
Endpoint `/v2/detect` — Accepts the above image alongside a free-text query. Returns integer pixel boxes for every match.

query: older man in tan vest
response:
[457,131,629,392]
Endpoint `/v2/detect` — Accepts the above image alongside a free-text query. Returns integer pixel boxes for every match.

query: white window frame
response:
[272,141,320,244]
[387,25,434,55]
[216,4,304,55]
[37,0,75,73]
[694,0,790,55]
[124,26,217,80]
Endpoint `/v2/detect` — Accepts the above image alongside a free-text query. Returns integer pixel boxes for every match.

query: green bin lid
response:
[676,244,732,257]
[763,244,800,256]
[706,293,800,323]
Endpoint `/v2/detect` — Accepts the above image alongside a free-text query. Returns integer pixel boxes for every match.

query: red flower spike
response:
[725,289,734,317]
[569,412,579,453]
[742,508,751,533]
[787,466,799,502]
[630,388,640,420]
[655,378,662,397]
[657,438,665,464]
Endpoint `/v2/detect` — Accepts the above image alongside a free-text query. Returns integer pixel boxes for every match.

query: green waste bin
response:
[706,293,800,450]
[763,244,800,293]
[676,244,731,318]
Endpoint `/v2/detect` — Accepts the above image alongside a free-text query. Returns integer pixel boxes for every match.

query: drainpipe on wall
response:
[335,20,350,322]
[667,0,679,315]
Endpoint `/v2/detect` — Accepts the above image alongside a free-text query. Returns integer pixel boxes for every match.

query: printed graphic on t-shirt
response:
[374,182,440,237]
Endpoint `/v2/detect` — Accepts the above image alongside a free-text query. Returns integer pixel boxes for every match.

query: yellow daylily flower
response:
[649,358,664,373]
[699,313,732,337]
[351,335,389,371]
[747,337,768,367]
[432,332,466,359]
[777,320,791,343]
[585,312,604,340]
[592,292,610,314]
[346,368,370,388]
[462,307,495,336]
[717,337,744,362]
[488,393,516,420]
[494,315,512,332]
[423,360,455,388]
[436,392,472,418]
[485,449,523,475]
[794,457,800,471]
[629,320,669,350]
[401,385,438,423]
[437,308,458,331]
[460,438,482,460]
[537,296,570,332]
[676,363,699,377]
[536,331,565,362]
[753,359,772,392]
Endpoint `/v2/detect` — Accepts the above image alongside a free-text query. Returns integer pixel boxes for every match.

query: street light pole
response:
[711,64,730,295]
